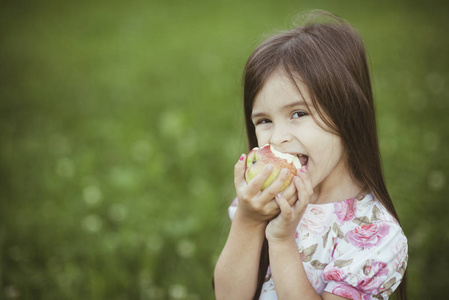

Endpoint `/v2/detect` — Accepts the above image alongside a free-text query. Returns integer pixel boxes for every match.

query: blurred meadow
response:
[1,0,448,299]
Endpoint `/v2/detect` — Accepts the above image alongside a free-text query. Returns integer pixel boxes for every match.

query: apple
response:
[245,144,302,191]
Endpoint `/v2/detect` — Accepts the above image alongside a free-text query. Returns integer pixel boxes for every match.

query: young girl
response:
[214,10,408,300]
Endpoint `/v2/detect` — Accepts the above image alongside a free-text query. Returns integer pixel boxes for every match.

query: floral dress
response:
[228,194,408,300]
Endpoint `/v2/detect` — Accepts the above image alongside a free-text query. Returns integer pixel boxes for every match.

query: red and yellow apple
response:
[245,144,302,191]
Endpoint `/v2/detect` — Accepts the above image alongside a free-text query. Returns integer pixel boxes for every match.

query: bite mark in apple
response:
[245,144,303,191]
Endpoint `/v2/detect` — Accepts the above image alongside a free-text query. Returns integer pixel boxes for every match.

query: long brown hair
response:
[242,10,407,300]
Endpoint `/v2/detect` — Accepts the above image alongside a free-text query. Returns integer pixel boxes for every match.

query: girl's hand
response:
[265,167,313,243]
[234,154,294,225]
[280,178,298,207]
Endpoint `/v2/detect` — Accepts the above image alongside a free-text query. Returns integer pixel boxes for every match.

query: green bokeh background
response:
[1,0,448,299]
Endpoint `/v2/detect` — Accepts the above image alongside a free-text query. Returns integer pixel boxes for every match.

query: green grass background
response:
[1,0,448,299]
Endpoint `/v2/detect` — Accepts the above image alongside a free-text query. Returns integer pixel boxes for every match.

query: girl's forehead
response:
[253,71,311,109]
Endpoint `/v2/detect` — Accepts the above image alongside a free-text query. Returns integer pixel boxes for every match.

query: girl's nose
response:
[270,124,293,145]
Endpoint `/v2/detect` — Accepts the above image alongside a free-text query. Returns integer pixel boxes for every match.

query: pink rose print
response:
[363,260,388,277]
[393,239,408,270]
[304,263,325,294]
[372,261,388,277]
[332,283,364,300]
[334,199,357,224]
[301,205,333,235]
[322,267,346,282]
[346,223,390,249]
[357,276,381,294]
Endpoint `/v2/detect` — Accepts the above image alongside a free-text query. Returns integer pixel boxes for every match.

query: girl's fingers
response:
[281,181,298,206]
[233,154,284,216]
[245,164,274,198]
[234,154,274,196]
[265,200,281,217]
[234,153,275,191]
[293,176,310,217]
[245,167,291,215]
[233,154,247,188]
[260,168,291,201]
[275,193,292,221]
[298,166,313,195]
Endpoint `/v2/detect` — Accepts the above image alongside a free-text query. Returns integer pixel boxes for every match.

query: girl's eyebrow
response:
[251,111,267,120]
[251,100,306,119]
[282,100,306,110]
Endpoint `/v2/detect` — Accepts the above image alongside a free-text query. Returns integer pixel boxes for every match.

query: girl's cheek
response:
[255,133,269,146]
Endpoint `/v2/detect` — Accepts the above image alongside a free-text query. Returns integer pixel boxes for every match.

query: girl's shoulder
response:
[301,193,401,229]
[299,194,408,298]
[299,194,407,254]
[329,193,407,254]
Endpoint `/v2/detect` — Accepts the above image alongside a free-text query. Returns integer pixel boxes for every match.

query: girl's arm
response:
[214,154,295,299]
[214,210,267,299]
[265,170,325,299]
[266,171,348,300]
[269,237,320,299]
[266,173,321,299]
[269,236,347,300]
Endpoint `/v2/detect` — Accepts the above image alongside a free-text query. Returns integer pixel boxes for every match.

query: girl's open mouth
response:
[297,154,308,168]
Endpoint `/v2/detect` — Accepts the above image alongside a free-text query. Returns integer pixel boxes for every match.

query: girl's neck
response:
[309,160,364,205]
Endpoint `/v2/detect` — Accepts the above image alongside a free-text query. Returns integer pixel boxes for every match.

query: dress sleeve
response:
[322,220,408,300]
[228,197,238,220]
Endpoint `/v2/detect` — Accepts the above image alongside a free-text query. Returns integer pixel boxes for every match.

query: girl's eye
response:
[292,111,307,118]
[255,118,271,125]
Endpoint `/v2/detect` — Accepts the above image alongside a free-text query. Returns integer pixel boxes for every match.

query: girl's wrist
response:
[234,209,268,229]
[266,234,297,247]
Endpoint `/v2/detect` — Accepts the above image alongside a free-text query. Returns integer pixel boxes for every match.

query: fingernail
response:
[304,165,308,171]
[300,167,305,173]
[239,154,245,161]
[276,193,282,198]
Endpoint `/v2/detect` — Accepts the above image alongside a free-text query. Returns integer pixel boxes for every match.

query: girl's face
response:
[251,71,351,197]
